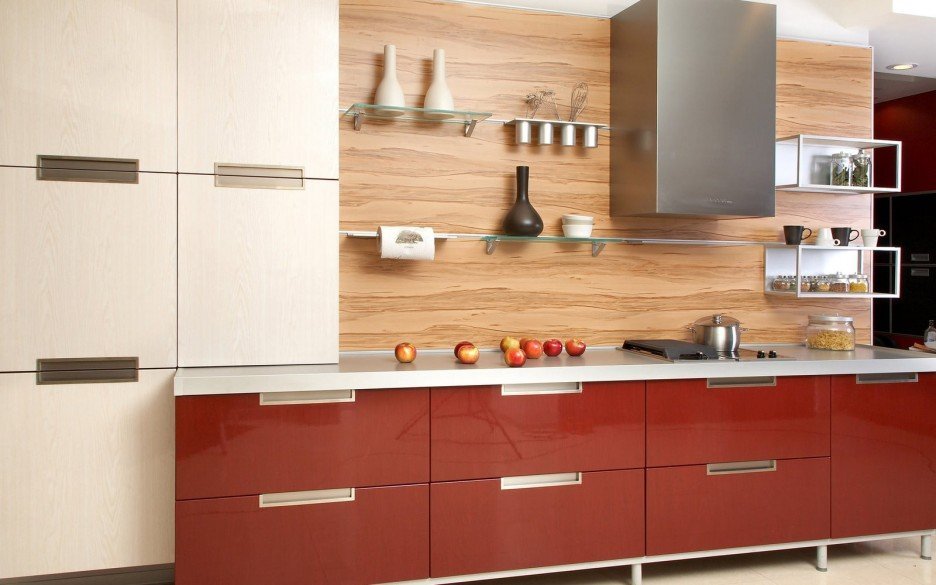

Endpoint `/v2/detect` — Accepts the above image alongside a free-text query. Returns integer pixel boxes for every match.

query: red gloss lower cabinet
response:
[647,376,830,467]
[832,373,936,538]
[175,484,429,585]
[430,469,644,577]
[647,457,830,555]
[431,382,644,481]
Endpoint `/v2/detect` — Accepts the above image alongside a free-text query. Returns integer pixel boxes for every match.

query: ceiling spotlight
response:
[886,63,919,70]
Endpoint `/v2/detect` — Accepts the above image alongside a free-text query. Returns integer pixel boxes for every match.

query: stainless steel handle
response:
[911,268,931,277]
[214,163,304,189]
[259,389,355,405]
[707,460,777,475]
[911,253,930,263]
[707,376,777,389]
[36,357,139,385]
[259,488,355,508]
[856,372,919,384]
[501,382,582,396]
[36,155,139,184]
[501,472,582,490]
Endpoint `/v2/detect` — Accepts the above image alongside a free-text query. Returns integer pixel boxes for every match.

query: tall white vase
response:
[423,48,454,119]
[374,44,406,116]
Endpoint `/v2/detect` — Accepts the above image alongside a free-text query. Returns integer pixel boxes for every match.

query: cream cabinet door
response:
[178,174,338,367]
[0,0,176,172]
[0,167,177,371]
[0,369,175,579]
[178,0,339,179]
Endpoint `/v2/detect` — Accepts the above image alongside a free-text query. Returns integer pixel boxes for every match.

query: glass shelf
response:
[344,103,493,136]
[481,235,623,256]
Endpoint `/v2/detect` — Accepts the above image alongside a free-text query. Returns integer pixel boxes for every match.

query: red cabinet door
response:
[647,457,830,555]
[431,469,644,577]
[176,484,429,585]
[431,382,644,482]
[176,388,429,500]
[832,372,936,538]
[647,376,830,467]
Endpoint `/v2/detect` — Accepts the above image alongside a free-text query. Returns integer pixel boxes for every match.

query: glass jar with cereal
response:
[806,314,856,351]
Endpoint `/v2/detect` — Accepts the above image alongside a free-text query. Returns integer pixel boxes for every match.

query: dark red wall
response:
[875,90,936,194]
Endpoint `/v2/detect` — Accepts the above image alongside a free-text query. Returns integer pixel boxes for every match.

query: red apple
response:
[456,343,480,365]
[500,336,520,352]
[543,338,563,357]
[522,339,543,359]
[504,347,527,367]
[454,340,473,357]
[565,339,586,357]
[394,342,417,363]
[519,337,533,347]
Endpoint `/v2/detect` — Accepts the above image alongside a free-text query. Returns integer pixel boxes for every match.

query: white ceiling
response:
[450,0,936,101]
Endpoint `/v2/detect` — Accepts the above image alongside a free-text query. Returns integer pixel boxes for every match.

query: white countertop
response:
[173,344,936,396]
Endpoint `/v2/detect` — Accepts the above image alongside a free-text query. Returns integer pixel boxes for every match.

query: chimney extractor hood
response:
[610,0,777,218]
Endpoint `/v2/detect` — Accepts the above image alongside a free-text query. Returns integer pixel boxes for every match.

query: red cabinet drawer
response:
[176,483,429,585]
[647,376,830,467]
[431,381,644,482]
[431,469,644,577]
[832,373,936,538]
[647,457,830,555]
[176,388,429,500]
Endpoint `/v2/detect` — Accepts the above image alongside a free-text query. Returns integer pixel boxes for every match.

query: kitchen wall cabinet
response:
[831,373,936,538]
[178,0,338,179]
[0,0,176,172]
[0,370,175,579]
[0,167,177,372]
[178,174,338,367]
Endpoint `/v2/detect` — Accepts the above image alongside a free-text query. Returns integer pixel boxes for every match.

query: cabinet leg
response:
[922,533,933,560]
[816,545,828,572]
[629,563,642,585]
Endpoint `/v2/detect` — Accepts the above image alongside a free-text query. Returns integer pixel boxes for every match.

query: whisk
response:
[569,82,588,122]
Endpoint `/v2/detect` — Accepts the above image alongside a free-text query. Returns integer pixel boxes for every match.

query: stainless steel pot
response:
[688,314,746,353]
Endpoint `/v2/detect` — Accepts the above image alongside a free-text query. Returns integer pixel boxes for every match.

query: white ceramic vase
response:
[423,48,454,119]
[374,44,406,116]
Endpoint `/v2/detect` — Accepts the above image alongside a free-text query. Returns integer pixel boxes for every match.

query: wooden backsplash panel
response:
[339,0,873,351]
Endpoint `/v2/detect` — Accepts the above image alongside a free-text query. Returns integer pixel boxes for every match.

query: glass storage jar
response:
[806,315,856,350]
[829,272,849,293]
[849,273,870,293]
[771,275,791,291]
[831,152,852,186]
[851,149,871,188]
[814,275,832,292]
[800,276,812,292]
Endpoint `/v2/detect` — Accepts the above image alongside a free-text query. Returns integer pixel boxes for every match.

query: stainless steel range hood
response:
[610,0,777,218]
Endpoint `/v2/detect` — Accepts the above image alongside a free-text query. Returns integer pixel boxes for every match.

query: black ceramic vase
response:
[502,166,544,237]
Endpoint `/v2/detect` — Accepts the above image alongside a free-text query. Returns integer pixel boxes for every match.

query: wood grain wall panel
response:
[339,0,873,350]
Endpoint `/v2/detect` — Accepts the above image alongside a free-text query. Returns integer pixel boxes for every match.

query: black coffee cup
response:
[831,227,860,246]
[783,225,812,245]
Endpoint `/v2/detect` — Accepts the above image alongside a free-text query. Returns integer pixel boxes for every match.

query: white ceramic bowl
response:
[562,224,594,238]
[562,214,594,225]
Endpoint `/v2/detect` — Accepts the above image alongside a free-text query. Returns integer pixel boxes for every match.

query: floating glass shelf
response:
[344,103,493,136]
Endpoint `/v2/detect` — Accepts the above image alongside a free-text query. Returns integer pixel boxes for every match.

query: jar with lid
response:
[829,272,849,293]
[771,275,791,291]
[831,152,852,186]
[806,315,856,350]
[814,275,832,292]
[851,149,871,188]
[849,273,869,293]
[800,276,812,292]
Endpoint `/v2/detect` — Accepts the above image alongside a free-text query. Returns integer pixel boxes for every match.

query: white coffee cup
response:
[861,228,885,248]
[816,237,841,247]
[816,227,835,240]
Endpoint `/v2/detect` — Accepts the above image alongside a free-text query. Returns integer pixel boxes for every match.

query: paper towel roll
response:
[378,226,436,260]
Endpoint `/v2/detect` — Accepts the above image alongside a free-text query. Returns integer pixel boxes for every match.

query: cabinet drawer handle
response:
[36,357,139,385]
[856,372,919,384]
[259,488,355,508]
[259,389,355,405]
[500,472,582,490]
[707,376,776,389]
[214,163,304,189]
[911,253,930,263]
[501,382,583,396]
[707,460,777,475]
[36,154,139,184]
[911,268,930,277]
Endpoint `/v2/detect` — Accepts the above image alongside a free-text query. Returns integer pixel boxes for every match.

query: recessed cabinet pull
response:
[259,488,355,508]
[36,357,139,385]
[36,155,139,184]
[856,372,919,385]
[500,472,582,490]
[707,460,777,475]
[501,382,583,396]
[259,389,355,405]
[911,253,930,263]
[911,268,930,277]
[214,163,304,189]
[706,376,777,389]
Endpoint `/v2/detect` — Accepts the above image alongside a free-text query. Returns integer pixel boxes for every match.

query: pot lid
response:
[693,313,741,327]
[808,314,854,323]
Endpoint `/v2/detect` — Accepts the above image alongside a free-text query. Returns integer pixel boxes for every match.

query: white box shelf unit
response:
[775,135,901,194]
[764,244,901,299]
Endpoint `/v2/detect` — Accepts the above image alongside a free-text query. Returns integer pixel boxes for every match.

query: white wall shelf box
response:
[764,244,901,299]
[775,135,902,194]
